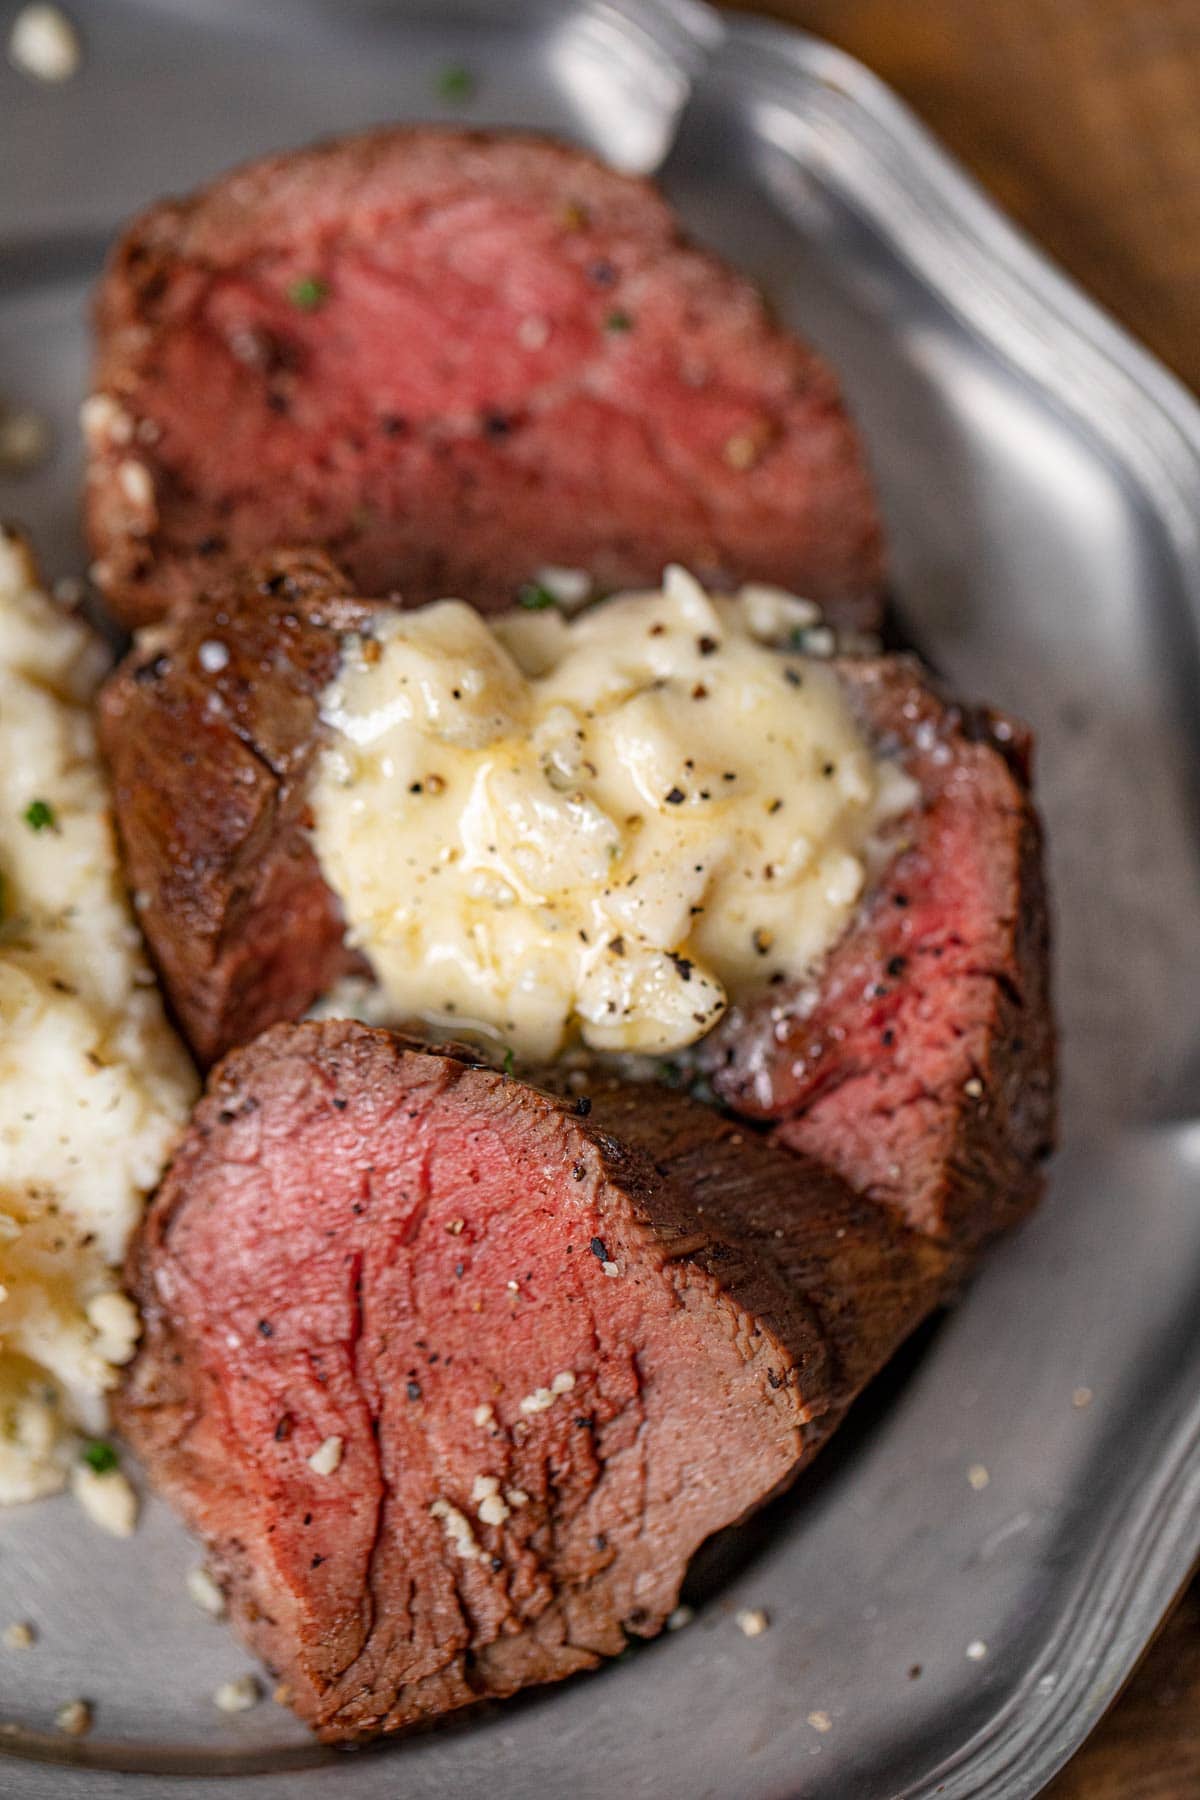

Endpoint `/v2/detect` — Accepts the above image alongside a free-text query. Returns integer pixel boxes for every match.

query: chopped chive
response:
[502,1047,516,1077]
[517,582,558,611]
[288,276,328,311]
[23,799,55,832]
[81,1440,118,1475]
[437,63,475,102]
[604,310,633,334]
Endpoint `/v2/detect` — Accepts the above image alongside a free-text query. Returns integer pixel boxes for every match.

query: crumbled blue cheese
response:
[55,1698,92,1737]
[532,565,591,609]
[185,1566,227,1619]
[213,1675,261,1713]
[80,393,135,449]
[71,1462,138,1537]
[7,6,80,83]
[518,1370,576,1415]
[0,408,52,475]
[313,568,916,1061]
[306,1435,343,1476]
[471,1475,510,1527]
[430,1497,481,1561]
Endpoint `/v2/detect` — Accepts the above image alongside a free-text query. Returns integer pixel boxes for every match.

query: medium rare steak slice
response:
[99,550,373,1065]
[702,659,1056,1249]
[85,127,884,629]
[117,1021,949,1742]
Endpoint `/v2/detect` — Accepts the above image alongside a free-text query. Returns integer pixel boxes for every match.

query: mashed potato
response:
[0,527,197,1504]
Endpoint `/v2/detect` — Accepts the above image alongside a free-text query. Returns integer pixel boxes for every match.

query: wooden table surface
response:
[728,1,1200,1794]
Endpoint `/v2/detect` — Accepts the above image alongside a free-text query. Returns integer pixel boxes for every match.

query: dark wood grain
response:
[726,2,1200,1791]
[727,0,1200,392]
[1043,1583,1200,1796]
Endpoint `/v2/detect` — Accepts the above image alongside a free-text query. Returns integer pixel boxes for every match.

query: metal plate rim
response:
[2,4,1200,1795]
[699,13,1200,1791]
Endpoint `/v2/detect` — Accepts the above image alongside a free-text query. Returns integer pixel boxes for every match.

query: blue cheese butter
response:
[312,567,915,1061]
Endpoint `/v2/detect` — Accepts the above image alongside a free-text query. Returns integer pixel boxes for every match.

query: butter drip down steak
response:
[99,553,1054,1254]
[84,127,884,629]
[116,1022,951,1742]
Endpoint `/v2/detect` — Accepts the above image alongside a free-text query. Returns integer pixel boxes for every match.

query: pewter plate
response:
[2,2,1200,1795]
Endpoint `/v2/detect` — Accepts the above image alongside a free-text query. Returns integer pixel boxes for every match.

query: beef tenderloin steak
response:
[702,658,1056,1249]
[98,549,373,1065]
[101,567,1054,1255]
[117,1021,949,1741]
[85,127,884,629]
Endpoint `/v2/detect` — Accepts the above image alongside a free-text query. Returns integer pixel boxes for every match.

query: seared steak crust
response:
[98,549,375,1065]
[86,127,884,629]
[117,1022,948,1741]
[704,659,1056,1249]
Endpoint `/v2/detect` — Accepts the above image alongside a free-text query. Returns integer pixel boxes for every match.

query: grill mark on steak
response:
[86,127,884,629]
[118,1021,950,1740]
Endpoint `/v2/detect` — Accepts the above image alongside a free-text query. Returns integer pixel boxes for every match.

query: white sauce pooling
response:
[313,567,916,1062]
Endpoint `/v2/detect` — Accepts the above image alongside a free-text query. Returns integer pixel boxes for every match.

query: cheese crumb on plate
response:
[186,1565,227,1618]
[7,5,81,83]
[213,1674,261,1714]
[55,1697,92,1737]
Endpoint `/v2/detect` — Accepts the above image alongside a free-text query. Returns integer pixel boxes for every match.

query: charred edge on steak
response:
[98,548,385,1068]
